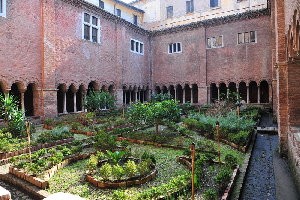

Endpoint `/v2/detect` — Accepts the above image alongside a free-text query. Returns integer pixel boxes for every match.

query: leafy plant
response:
[0,94,26,137]
[203,189,218,200]
[99,163,112,180]
[137,160,150,176]
[87,155,98,174]
[106,150,125,164]
[85,91,116,111]
[124,160,137,178]
[94,131,117,150]
[112,164,124,180]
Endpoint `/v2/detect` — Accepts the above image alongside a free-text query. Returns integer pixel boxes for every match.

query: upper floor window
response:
[210,0,218,8]
[207,36,223,48]
[0,0,6,18]
[116,9,121,17]
[83,13,100,43]
[133,14,138,25]
[237,0,243,2]
[238,31,256,44]
[99,0,104,9]
[186,0,194,13]
[169,43,182,54]
[131,39,144,55]
[167,6,173,18]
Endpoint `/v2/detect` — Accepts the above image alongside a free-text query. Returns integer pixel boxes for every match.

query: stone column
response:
[73,91,77,113]
[247,86,249,104]
[183,88,186,103]
[217,87,220,101]
[191,86,194,104]
[20,89,26,115]
[63,91,67,114]
[257,85,261,104]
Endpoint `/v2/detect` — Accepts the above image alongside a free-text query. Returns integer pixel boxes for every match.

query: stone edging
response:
[86,168,157,188]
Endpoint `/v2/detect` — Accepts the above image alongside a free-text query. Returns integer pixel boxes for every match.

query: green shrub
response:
[228,130,250,146]
[203,189,218,200]
[224,153,238,169]
[94,131,117,150]
[99,163,112,180]
[87,155,98,174]
[137,160,150,176]
[112,164,124,180]
[213,169,232,191]
[112,190,127,200]
[141,151,156,164]
[124,160,137,178]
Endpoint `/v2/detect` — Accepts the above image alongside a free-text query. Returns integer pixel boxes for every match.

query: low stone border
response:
[86,168,157,189]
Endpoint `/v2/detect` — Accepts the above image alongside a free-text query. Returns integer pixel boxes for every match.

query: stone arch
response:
[219,82,227,98]
[249,81,258,103]
[176,84,183,103]
[228,82,237,93]
[192,84,198,103]
[9,83,22,109]
[260,80,269,103]
[24,83,38,116]
[57,84,67,114]
[184,84,191,103]
[239,81,247,102]
[210,83,218,103]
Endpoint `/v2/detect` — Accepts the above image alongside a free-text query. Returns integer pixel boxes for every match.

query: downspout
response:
[205,26,208,104]
[40,0,45,120]
[149,35,153,100]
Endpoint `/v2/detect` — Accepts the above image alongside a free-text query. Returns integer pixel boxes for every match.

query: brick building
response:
[0,0,299,191]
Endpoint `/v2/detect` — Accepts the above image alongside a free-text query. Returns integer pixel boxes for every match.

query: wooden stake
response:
[190,142,195,200]
[26,121,32,163]
[216,121,220,164]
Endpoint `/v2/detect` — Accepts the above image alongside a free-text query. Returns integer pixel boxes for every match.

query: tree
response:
[0,94,26,137]
[85,91,116,111]
[128,100,182,136]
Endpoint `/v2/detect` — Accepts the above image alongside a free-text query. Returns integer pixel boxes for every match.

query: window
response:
[168,43,182,54]
[167,6,173,18]
[237,0,243,2]
[130,39,144,55]
[99,0,104,9]
[186,1,194,13]
[133,14,137,25]
[116,9,121,17]
[207,36,223,48]
[0,0,6,18]
[83,13,100,43]
[210,0,218,8]
[238,31,256,44]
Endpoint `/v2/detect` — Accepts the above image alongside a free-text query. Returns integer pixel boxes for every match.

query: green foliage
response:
[0,94,26,137]
[112,164,125,180]
[141,151,156,164]
[137,160,150,176]
[85,91,116,112]
[36,126,73,144]
[128,100,181,135]
[224,153,238,169]
[213,168,232,191]
[120,140,130,148]
[94,131,117,150]
[61,147,72,158]
[203,189,218,200]
[151,93,173,102]
[112,190,127,200]
[87,155,98,174]
[95,151,107,160]
[124,160,137,178]
[106,150,125,164]
[228,130,250,146]
[99,163,112,180]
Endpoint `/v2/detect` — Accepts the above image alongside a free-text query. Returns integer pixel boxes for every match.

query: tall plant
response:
[0,94,26,137]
